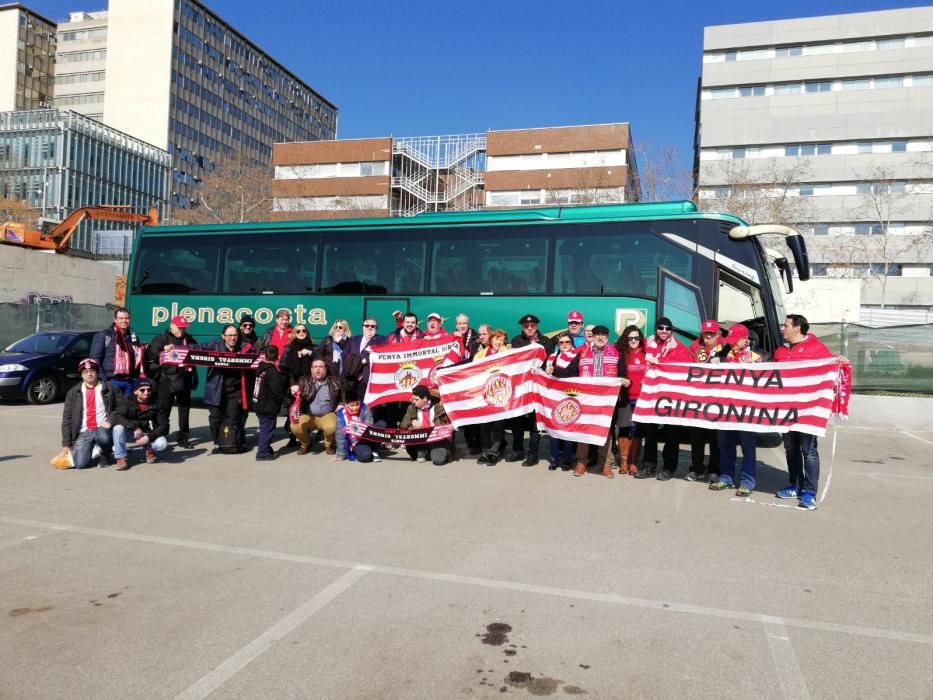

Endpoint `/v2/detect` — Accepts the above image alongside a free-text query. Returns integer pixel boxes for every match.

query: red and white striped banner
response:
[364,336,462,407]
[534,372,622,446]
[633,358,844,437]
[160,348,259,369]
[436,344,546,427]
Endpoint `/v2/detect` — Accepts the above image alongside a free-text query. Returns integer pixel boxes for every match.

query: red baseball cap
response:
[724,324,749,344]
[567,310,584,323]
[700,320,720,334]
[171,315,189,328]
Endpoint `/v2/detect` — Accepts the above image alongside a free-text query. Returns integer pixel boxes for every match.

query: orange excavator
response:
[1,205,159,252]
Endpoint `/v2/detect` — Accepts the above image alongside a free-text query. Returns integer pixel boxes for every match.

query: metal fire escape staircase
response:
[391,134,487,217]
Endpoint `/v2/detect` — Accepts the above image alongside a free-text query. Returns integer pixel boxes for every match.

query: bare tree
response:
[0,195,40,228]
[697,158,813,227]
[634,141,693,202]
[172,151,272,224]
[830,166,927,309]
[542,165,627,207]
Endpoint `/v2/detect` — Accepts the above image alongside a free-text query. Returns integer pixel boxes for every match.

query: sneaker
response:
[735,485,752,497]
[115,457,130,471]
[255,453,277,461]
[145,449,157,464]
[634,467,654,479]
[775,486,800,499]
[416,456,427,463]
[505,452,525,463]
[98,452,114,468]
[177,437,194,449]
[91,445,102,460]
[685,471,699,482]
[798,491,817,510]
[485,454,499,466]
[548,461,559,471]
[521,457,538,467]
[709,479,730,491]
[372,453,382,463]
[656,470,673,481]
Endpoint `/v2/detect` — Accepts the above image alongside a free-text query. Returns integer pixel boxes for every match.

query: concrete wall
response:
[847,394,933,430]
[0,246,119,305]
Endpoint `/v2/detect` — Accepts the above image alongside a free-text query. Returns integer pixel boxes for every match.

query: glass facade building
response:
[0,108,170,253]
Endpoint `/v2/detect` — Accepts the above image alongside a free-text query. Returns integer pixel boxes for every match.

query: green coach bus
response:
[126,201,809,354]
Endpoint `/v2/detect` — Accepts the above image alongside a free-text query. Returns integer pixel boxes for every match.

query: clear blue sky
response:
[31,0,932,171]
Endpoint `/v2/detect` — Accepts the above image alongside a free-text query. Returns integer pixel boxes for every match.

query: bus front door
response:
[364,297,410,332]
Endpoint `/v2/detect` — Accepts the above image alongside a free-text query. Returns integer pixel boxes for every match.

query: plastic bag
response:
[51,449,75,470]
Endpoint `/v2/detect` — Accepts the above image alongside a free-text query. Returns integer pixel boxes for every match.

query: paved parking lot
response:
[1,403,931,699]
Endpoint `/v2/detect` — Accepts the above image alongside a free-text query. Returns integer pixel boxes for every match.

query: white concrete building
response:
[695,7,933,313]
[55,0,337,208]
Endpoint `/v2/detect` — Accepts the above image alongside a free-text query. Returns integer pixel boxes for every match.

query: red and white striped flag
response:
[364,335,462,407]
[534,372,623,446]
[436,344,546,427]
[633,358,844,437]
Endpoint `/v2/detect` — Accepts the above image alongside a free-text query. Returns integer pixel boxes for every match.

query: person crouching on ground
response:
[335,385,384,463]
[290,358,342,455]
[400,385,453,466]
[110,378,169,470]
[60,358,119,469]
[253,345,287,461]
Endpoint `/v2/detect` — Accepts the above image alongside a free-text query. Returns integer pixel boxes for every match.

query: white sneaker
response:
[91,445,102,459]
[372,454,382,462]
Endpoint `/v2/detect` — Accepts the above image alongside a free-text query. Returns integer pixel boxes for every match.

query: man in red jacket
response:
[635,316,693,480]
[772,314,846,510]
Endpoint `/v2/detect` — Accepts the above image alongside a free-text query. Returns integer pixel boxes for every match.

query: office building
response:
[0,108,170,253]
[695,7,933,311]
[0,3,56,112]
[55,0,337,208]
[272,123,640,220]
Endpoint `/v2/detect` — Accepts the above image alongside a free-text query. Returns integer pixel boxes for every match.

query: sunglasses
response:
[656,325,672,331]
[568,321,582,325]
[240,323,253,328]
[136,388,152,393]
[363,324,377,328]
[295,329,308,334]
[558,340,572,345]
[626,336,641,341]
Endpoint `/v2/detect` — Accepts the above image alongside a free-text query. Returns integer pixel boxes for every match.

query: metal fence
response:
[0,302,114,351]
[811,322,933,395]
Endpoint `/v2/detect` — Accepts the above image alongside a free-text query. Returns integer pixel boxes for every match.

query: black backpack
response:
[216,419,242,454]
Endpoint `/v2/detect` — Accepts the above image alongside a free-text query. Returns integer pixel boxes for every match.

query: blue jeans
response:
[549,438,575,465]
[783,431,820,494]
[256,414,277,457]
[717,430,757,489]
[109,378,135,398]
[112,425,167,459]
[72,428,113,469]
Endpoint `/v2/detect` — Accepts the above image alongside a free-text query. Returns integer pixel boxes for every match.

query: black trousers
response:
[507,413,540,458]
[157,383,191,435]
[641,423,682,471]
[208,395,244,444]
[480,420,505,457]
[690,427,721,474]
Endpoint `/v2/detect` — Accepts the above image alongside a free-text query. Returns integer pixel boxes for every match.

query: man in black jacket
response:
[507,314,552,466]
[89,306,143,398]
[145,315,197,448]
[60,358,120,469]
[253,346,287,461]
[110,378,169,470]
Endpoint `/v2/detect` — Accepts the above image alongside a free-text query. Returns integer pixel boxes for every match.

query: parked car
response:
[0,330,97,404]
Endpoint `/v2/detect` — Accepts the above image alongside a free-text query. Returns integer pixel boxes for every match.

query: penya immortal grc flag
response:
[436,344,546,427]
[534,372,623,446]
[633,358,847,437]
[364,335,462,407]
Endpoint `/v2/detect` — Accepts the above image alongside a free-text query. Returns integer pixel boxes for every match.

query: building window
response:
[804,81,833,93]
[775,45,802,57]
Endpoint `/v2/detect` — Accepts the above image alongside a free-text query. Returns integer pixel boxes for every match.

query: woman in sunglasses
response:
[319,319,353,378]
[544,332,581,471]
[613,325,646,475]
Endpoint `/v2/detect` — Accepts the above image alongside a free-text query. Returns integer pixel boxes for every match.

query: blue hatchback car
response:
[0,330,98,404]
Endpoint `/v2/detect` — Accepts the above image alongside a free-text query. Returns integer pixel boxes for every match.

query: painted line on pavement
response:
[2,515,931,648]
[762,614,811,700]
[174,566,371,700]
[902,431,933,446]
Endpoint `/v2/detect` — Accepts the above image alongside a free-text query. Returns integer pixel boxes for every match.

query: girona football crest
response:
[429,365,440,386]
[482,374,513,408]
[553,398,582,426]
[394,364,423,390]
